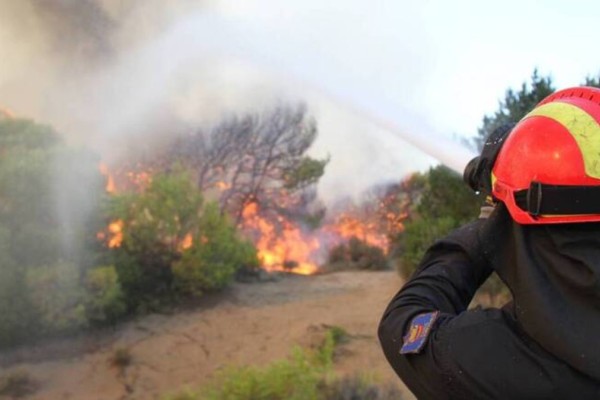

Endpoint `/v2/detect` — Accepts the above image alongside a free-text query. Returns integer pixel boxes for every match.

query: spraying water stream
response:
[102,12,477,174]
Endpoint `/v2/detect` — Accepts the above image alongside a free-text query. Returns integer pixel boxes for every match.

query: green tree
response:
[474,69,554,151]
[583,74,600,88]
[396,166,481,275]
[0,118,105,347]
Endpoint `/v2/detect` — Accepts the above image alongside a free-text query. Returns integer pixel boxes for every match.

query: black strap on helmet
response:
[514,182,600,217]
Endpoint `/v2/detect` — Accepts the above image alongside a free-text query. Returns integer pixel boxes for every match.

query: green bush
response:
[85,266,127,325]
[107,171,258,308]
[173,203,259,296]
[0,119,104,347]
[165,326,399,400]
[397,216,456,277]
[204,349,323,400]
[25,262,87,333]
[107,171,205,307]
[0,225,40,348]
[321,375,404,400]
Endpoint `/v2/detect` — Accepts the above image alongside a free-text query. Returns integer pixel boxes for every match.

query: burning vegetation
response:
[95,104,412,276]
[0,104,415,350]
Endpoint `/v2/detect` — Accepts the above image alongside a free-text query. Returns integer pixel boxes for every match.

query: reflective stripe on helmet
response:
[524,101,600,179]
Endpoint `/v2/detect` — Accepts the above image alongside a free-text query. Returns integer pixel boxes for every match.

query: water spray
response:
[107,12,476,174]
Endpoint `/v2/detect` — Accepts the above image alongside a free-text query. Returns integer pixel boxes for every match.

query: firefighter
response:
[378,86,600,399]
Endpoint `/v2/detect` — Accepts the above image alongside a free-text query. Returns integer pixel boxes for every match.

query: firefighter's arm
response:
[378,217,494,399]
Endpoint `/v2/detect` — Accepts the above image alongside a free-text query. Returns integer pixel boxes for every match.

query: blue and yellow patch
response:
[400,311,439,354]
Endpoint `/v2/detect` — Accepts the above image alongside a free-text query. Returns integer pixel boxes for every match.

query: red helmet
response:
[492,86,600,224]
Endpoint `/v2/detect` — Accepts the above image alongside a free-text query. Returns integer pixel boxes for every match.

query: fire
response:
[180,233,193,251]
[241,202,319,275]
[99,163,116,193]
[107,220,124,248]
[0,107,15,119]
[326,214,390,251]
[215,181,231,190]
[95,161,404,276]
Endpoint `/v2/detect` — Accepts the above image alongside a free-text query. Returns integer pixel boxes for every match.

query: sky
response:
[215,0,600,135]
[2,0,600,203]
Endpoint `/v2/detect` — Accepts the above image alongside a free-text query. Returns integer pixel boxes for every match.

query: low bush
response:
[85,266,127,325]
[109,347,133,370]
[172,203,259,297]
[25,261,87,334]
[321,374,404,400]
[396,216,456,277]
[165,326,399,400]
[107,172,258,309]
[327,237,387,272]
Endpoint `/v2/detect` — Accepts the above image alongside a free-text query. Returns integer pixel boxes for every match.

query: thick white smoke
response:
[0,0,475,205]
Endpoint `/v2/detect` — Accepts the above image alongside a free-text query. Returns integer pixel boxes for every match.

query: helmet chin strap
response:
[514,182,600,217]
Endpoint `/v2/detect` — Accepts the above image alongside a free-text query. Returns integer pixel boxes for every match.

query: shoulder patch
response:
[400,311,440,354]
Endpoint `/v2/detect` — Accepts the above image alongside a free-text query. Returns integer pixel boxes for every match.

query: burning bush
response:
[104,171,258,309]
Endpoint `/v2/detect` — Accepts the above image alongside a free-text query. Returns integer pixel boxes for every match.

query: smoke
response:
[0,0,474,204]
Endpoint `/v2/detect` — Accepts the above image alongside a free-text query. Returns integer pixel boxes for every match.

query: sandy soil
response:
[0,271,414,400]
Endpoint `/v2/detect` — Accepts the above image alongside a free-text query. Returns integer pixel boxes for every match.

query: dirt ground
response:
[0,271,415,400]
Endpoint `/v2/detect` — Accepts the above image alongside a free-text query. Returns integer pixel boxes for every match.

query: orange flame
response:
[180,233,193,251]
[241,202,319,275]
[0,107,15,119]
[99,163,116,193]
[215,181,231,190]
[326,214,389,251]
[107,220,124,248]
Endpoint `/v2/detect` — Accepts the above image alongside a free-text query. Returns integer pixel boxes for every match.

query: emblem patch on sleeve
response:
[400,311,440,354]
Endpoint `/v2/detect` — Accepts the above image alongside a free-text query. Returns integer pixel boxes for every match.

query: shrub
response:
[109,347,133,370]
[164,325,399,400]
[85,266,127,325]
[195,347,325,400]
[173,203,259,296]
[25,261,87,334]
[321,375,404,400]
[327,237,387,271]
[107,171,258,308]
[397,216,456,277]
[107,171,205,306]
[0,225,40,349]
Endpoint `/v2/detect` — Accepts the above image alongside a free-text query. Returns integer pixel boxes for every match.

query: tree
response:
[0,118,105,347]
[168,104,329,225]
[474,69,554,151]
[395,165,481,275]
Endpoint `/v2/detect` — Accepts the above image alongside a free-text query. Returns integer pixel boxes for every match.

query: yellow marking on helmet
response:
[525,102,600,179]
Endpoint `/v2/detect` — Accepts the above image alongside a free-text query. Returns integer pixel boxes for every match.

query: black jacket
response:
[378,205,600,399]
